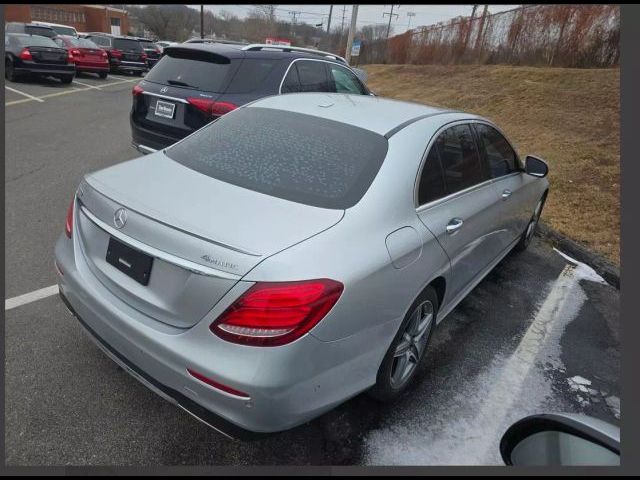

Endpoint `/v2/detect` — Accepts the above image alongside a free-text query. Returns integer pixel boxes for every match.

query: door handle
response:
[502,189,513,200]
[446,218,464,234]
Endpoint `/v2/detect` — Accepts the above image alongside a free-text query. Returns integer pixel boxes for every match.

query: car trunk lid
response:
[75,152,344,329]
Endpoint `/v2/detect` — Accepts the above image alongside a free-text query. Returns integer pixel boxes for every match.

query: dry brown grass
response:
[364,64,620,265]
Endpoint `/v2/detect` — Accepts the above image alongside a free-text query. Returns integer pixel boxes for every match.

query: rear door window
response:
[295,60,332,93]
[281,64,301,93]
[418,145,446,205]
[435,125,485,194]
[166,107,389,209]
[474,123,519,178]
[144,49,234,93]
[329,64,367,94]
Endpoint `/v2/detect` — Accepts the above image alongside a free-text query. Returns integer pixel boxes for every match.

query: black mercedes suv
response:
[130,43,371,153]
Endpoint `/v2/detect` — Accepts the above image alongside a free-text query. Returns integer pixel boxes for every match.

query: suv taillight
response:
[101,49,108,58]
[187,97,237,118]
[19,48,32,61]
[132,84,144,96]
[65,197,74,238]
[210,279,343,347]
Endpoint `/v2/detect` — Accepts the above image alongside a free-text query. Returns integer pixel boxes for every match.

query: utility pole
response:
[345,4,359,64]
[340,5,347,33]
[406,11,416,30]
[474,5,489,53]
[463,4,478,53]
[327,5,333,33]
[200,5,204,39]
[383,5,399,39]
[289,11,300,38]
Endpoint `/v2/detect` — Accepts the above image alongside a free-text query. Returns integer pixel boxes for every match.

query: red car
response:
[53,35,109,78]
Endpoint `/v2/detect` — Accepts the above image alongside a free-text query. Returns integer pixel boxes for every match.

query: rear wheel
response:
[515,192,547,252]
[59,74,74,84]
[369,286,438,402]
[98,71,108,79]
[5,58,17,82]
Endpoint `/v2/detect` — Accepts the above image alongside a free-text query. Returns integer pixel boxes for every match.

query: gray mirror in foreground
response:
[500,413,620,466]
[525,155,549,178]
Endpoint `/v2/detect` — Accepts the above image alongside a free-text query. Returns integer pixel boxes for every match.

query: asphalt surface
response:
[4,75,621,466]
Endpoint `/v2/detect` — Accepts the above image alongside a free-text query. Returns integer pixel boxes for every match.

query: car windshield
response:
[165,107,389,209]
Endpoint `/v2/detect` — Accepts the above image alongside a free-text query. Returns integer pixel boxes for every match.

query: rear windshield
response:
[166,107,389,209]
[139,40,155,48]
[17,35,59,48]
[25,26,56,38]
[51,26,77,36]
[113,38,143,51]
[59,36,98,48]
[144,49,233,93]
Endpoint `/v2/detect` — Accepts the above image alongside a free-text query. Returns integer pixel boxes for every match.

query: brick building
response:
[5,4,130,35]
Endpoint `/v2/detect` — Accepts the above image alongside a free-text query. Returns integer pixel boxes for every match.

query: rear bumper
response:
[53,229,383,435]
[130,115,183,151]
[15,63,75,76]
[75,62,109,72]
[111,59,147,72]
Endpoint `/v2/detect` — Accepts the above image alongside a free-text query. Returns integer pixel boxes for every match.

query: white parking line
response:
[5,98,36,106]
[5,285,59,311]
[5,85,45,103]
[72,79,102,90]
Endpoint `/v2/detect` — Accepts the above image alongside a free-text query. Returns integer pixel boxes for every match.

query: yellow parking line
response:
[5,85,45,103]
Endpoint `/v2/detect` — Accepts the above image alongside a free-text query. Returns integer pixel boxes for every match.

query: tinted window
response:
[281,64,301,93]
[77,38,99,49]
[51,26,77,36]
[474,123,518,178]
[90,35,111,46]
[226,58,279,93]
[295,61,332,92]
[329,64,367,94]
[145,50,233,92]
[139,40,155,48]
[53,37,66,48]
[25,26,56,38]
[113,38,143,51]
[418,145,446,205]
[166,107,389,209]
[435,125,484,194]
[16,35,59,48]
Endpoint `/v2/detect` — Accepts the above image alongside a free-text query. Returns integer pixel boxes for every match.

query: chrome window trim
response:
[278,58,365,95]
[79,204,243,280]
[414,119,523,211]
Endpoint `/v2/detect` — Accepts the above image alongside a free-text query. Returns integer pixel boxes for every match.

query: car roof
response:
[246,93,476,137]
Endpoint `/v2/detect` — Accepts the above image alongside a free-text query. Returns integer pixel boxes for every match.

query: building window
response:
[31,6,85,25]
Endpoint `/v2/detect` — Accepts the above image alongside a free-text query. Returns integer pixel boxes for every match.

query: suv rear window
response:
[113,38,143,51]
[144,48,233,93]
[166,107,388,209]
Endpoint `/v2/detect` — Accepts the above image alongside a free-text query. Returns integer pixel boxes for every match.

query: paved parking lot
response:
[4,75,621,465]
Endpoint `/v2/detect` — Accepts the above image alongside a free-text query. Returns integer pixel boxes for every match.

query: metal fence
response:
[356,4,619,68]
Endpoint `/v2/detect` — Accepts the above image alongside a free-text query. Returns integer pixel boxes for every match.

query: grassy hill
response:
[363,64,620,264]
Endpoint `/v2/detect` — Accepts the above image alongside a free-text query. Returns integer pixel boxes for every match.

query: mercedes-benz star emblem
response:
[160,86,168,93]
[113,208,128,229]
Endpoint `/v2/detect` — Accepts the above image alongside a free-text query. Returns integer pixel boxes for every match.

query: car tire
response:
[99,72,108,79]
[60,74,74,84]
[514,191,548,252]
[369,285,439,402]
[5,58,18,82]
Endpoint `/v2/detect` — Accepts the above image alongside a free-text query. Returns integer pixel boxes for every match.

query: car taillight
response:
[132,84,144,96]
[19,48,32,61]
[187,97,237,118]
[65,197,74,238]
[210,279,343,347]
[71,49,81,56]
[101,50,108,58]
[111,49,122,58]
[67,51,75,63]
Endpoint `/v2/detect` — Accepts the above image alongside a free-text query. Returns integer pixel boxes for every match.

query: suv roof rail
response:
[241,44,347,64]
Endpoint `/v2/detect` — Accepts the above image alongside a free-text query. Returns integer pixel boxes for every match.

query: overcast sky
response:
[190,5,521,35]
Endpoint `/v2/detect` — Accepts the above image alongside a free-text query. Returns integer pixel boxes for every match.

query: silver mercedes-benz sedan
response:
[54,92,549,438]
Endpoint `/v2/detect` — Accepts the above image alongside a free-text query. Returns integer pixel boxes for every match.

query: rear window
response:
[144,49,233,93]
[225,58,280,94]
[113,38,143,51]
[77,38,99,49]
[51,26,77,36]
[166,107,388,209]
[25,26,56,38]
[139,40,155,48]
[90,35,111,46]
[17,35,59,48]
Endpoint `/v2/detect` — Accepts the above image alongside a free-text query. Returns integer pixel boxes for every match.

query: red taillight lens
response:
[65,197,74,238]
[132,84,144,96]
[210,279,343,347]
[101,49,108,58]
[19,48,32,61]
[71,49,81,56]
[186,368,250,398]
[111,48,122,58]
[67,51,75,63]
[187,97,238,118]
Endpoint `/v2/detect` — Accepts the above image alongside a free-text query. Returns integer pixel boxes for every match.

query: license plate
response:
[154,100,175,119]
[41,52,60,61]
[106,237,153,286]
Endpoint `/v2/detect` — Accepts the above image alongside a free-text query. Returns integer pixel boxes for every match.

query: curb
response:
[535,222,620,289]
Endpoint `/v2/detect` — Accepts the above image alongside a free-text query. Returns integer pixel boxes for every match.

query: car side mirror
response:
[525,155,549,178]
[500,414,620,466]
[369,90,377,97]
